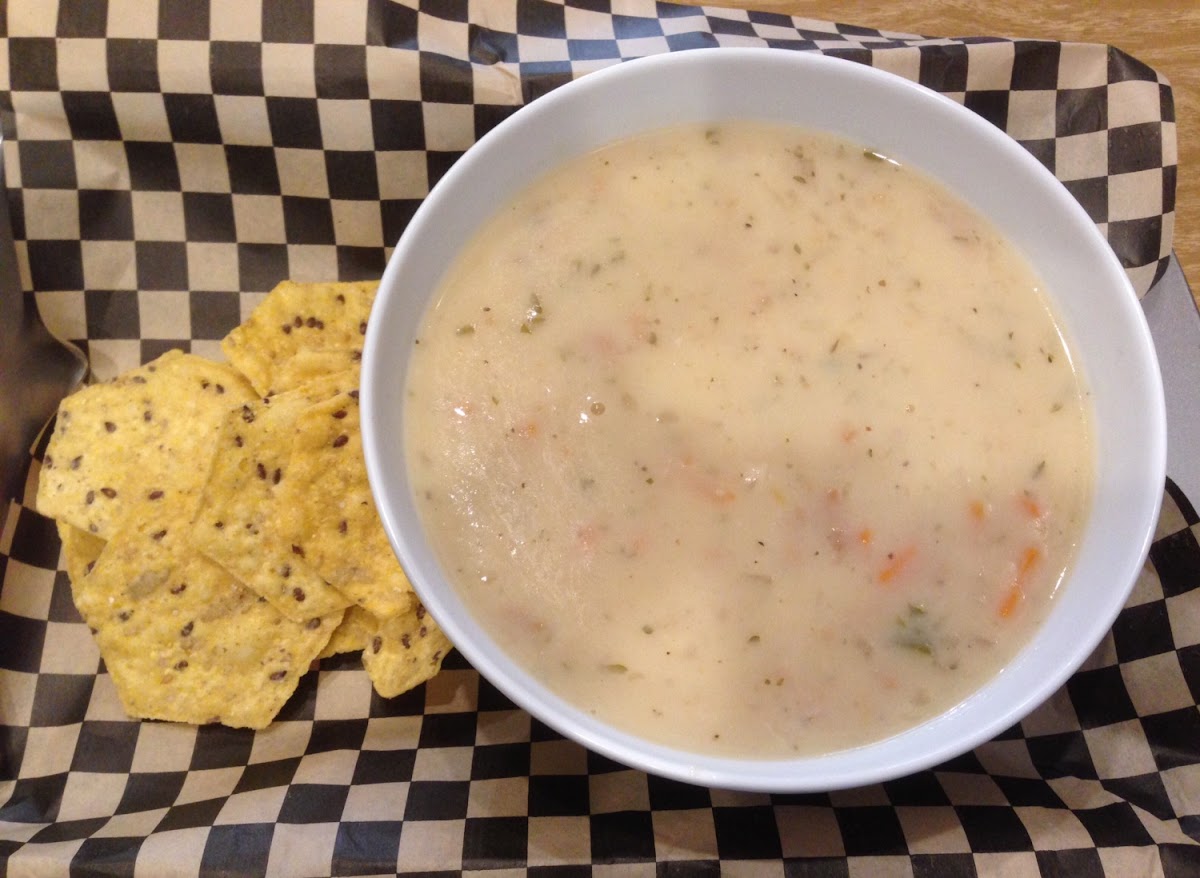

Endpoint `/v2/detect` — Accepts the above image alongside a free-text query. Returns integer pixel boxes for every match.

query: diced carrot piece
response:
[576,523,603,550]
[1019,492,1044,520]
[878,544,917,584]
[998,584,1023,618]
[685,471,736,505]
[969,500,986,522]
[710,487,736,505]
[999,546,1042,618]
[858,528,873,546]
[1017,546,1041,580]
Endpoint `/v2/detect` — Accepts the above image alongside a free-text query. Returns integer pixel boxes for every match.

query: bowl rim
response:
[362,47,1167,792]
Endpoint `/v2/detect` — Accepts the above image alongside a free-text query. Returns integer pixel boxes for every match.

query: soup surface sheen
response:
[404,122,1094,758]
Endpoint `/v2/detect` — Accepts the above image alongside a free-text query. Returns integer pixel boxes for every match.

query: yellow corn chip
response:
[36,351,255,540]
[361,600,453,698]
[35,278,452,726]
[191,373,356,621]
[221,280,376,396]
[76,520,341,729]
[278,389,414,620]
[318,605,376,659]
[57,521,106,624]
[272,350,362,396]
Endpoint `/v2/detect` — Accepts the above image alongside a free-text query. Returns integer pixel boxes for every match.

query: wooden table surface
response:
[683,1,1200,305]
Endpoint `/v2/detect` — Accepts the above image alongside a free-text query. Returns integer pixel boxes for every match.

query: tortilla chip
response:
[278,389,415,620]
[35,351,255,540]
[57,521,106,623]
[221,280,376,396]
[361,600,453,698]
[191,373,356,621]
[76,520,341,729]
[272,349,362,396]
[34,278,452,725]
[318,605,376,659]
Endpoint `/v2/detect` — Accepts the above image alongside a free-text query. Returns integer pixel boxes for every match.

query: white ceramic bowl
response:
[362,48,1166,791]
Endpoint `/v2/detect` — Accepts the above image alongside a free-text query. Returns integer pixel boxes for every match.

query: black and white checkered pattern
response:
[1,0,1177,381]
[1,1,1192,874]
[1,478,1198,873]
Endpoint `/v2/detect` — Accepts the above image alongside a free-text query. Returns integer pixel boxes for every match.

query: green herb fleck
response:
[893,604,937,658]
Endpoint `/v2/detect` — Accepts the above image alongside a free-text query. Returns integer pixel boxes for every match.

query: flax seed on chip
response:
[57,521,106,616]
[278,389,416,621]
[221,280,376,396]
[36,351,255,540]
[318,605,376,659]
[75,520,341,729]
[191,373,356,621]
[317,600,452,701]
[361,599,452,698]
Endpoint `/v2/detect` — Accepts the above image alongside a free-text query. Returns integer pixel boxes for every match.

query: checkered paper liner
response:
[0,0,1193,874]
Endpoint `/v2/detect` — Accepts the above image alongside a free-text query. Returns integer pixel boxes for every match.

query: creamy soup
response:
[404,122,1093,758]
